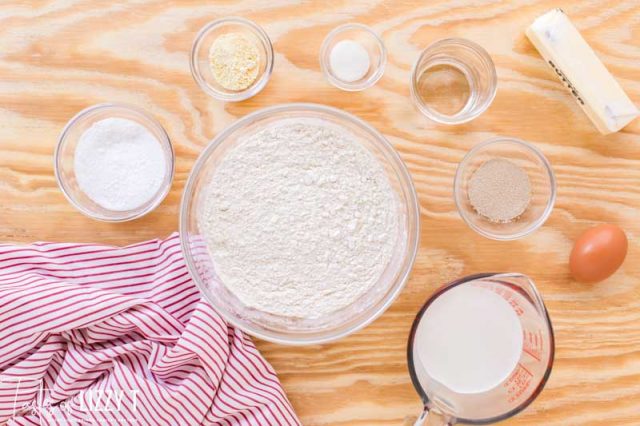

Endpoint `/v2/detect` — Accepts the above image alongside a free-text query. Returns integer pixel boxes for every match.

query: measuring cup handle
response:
[413,407,453,426]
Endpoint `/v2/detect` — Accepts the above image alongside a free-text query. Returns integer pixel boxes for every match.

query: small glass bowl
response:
[320,23,386,91]
[190,17,273,102]
[411,38,497,125]
[54,103,175,222]
[454,137,556,240]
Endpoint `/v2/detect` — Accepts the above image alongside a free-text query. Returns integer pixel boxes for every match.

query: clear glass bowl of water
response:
[411,38,497,124]
[180,103,420,345]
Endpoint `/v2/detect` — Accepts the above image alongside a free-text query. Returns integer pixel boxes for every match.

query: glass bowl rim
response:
[190,16,274,102]
[179,102,420,345]
[54,102,175,222]
[453,136,557,241]
[319,23,387,92]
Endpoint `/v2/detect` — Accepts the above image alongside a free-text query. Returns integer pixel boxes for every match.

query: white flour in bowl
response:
[198,120,399,319]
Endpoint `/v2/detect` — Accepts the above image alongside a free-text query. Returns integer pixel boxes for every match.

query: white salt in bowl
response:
[180,103,419,345]
[454,137,556,240]
[320,23,387,91]
[190,17,274,102]
[55,103,174,222]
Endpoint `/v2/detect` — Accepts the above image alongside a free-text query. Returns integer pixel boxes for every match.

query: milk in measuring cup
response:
[415,285,523,394]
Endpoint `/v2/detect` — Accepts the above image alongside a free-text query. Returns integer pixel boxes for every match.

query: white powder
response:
[74,118,166,211]
[198,120,399,319]
[330,40,370,83]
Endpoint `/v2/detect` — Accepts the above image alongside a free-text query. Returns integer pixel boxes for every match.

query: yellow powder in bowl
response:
[209,33,260,91]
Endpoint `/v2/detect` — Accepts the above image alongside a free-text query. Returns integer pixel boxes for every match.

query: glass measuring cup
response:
[407,273,554,425]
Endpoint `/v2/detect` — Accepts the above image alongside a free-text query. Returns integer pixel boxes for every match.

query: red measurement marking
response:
[518,362,533,376]
[485,285,525,316]
[504,363,534,403]
[523,329,545,361]
[523,347,541,361]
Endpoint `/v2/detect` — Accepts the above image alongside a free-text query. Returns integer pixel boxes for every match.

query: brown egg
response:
[570,224,628,283]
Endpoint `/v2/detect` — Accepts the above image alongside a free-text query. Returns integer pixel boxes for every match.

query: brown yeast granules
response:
[468,158,531,223]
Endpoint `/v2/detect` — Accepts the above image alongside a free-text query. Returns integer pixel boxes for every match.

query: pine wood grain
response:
[0,1,639,424]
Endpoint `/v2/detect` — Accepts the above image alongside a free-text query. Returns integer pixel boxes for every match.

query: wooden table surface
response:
[1,0,639,424]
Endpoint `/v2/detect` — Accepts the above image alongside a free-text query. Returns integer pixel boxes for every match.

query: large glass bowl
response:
[180,103,420,345]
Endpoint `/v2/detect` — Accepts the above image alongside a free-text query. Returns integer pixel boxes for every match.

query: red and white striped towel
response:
[0,233,300,425]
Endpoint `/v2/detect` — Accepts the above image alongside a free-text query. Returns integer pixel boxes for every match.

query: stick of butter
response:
[526,9,638,134]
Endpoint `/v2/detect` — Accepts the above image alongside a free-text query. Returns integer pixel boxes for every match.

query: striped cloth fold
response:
[0,233,300,426]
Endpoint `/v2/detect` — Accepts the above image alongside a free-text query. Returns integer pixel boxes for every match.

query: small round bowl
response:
[454,137,556,240]
[320,23,386,91]
[191,17,273,102]
[411,38,497,125]
[55,103,174,222]
[180,103,419,345]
